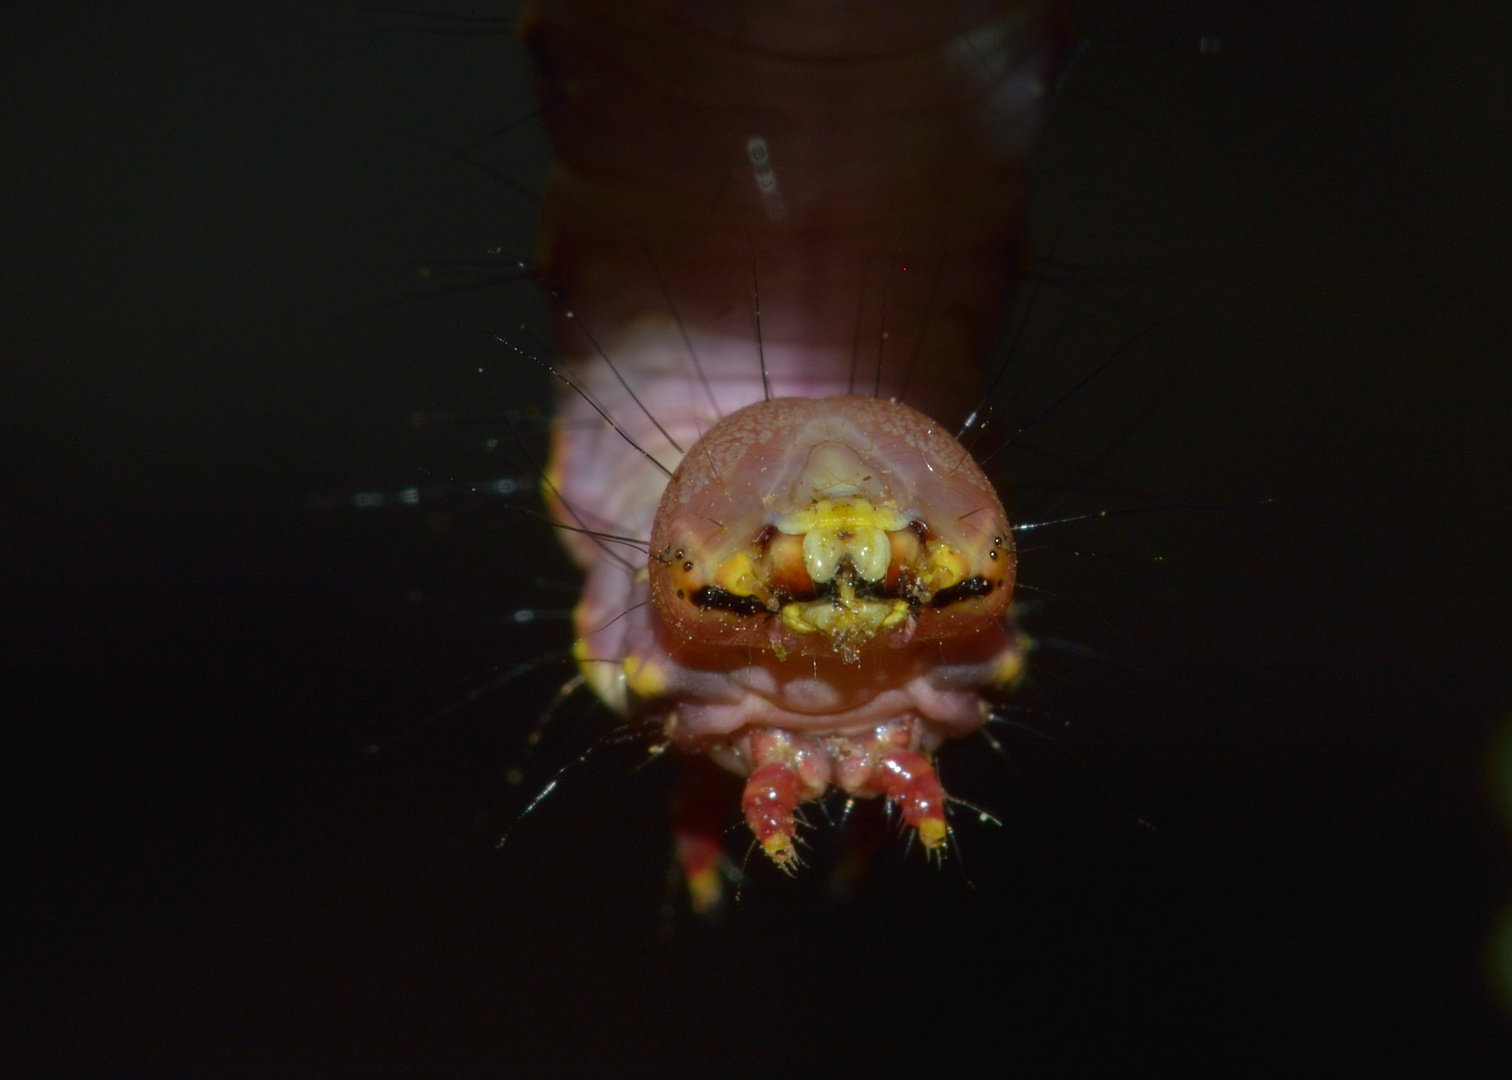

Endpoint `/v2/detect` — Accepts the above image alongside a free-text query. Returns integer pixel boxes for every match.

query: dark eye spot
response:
[683,561,694,572]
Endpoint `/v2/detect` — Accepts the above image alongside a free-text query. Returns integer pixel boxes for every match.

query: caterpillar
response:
[516,0,1074,911]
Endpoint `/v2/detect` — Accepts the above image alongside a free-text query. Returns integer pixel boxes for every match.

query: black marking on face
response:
[929,576,994,608]
[690,586,770,618]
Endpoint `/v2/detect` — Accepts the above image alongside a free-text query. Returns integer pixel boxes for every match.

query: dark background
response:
[4,1,1510,1074]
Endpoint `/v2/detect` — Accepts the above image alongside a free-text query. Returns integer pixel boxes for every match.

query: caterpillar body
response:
[519,0,1072,909]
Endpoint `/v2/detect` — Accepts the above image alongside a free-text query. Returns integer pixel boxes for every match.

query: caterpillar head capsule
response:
[648,395,1016,664]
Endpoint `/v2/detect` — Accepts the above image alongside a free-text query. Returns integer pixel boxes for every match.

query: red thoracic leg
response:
[870,748,949,851]
[735,722,951,871]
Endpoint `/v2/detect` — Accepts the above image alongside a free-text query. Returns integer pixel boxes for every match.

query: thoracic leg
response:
[741,761,803,866]
[732,721,952,869]
[737,729,833,868]
[670,757,742,915]
[870,748,948,851]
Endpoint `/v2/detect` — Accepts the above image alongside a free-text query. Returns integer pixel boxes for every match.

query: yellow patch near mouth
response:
[921,543,968,593]
[711,550,760,597]
[780,587,910,636]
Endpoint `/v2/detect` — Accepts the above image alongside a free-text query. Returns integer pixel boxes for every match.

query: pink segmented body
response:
[520,0,1071,904]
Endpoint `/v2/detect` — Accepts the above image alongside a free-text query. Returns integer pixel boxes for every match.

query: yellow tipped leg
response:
[875,749,950,854]
[684,861,723,916]
[916,813,949,851]
[743,762,802,867]
[761,832,797,865]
